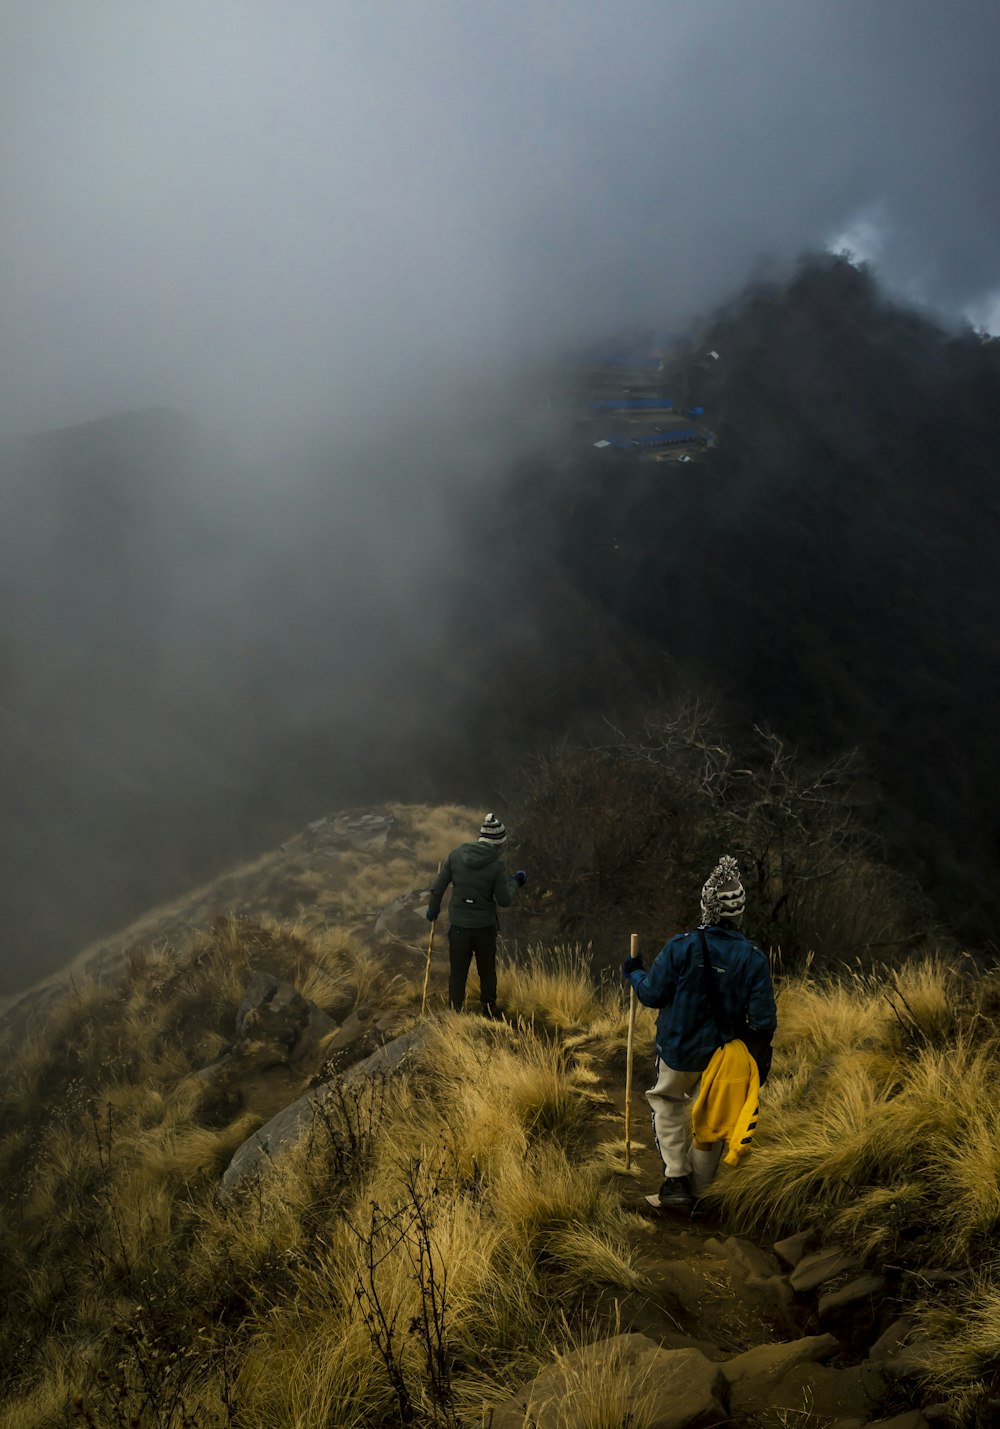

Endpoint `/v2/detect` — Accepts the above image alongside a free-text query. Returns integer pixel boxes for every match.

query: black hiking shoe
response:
[657,1176,693,1211]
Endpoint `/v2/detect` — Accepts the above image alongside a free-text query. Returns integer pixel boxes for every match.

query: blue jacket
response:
[628,922,777,1073]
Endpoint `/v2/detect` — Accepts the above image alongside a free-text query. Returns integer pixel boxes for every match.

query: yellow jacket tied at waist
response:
[690,1039,760,1167]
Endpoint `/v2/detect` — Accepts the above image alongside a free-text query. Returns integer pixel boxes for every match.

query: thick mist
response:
[3,2,1000,992]
[3,1,1000,441]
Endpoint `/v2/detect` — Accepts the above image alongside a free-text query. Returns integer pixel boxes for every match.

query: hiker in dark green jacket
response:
[426,814,526,1015]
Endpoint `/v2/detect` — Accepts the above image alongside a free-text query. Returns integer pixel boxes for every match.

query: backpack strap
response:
[698,928,734,1047]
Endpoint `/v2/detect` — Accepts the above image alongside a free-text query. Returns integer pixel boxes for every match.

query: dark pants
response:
[448,924,497,1012]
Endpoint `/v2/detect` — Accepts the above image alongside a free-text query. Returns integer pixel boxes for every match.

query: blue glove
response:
[622,955,644,978]
[514,870,527,887]
[426,910,437,922]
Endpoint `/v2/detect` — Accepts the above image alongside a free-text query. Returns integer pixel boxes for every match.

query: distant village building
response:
[579,334,711,460]
[600,427,703,452]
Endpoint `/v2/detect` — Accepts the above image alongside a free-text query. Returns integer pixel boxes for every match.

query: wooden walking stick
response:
[624,932,638,1170]
[421,918,435,1017]
[421,863,441,1018]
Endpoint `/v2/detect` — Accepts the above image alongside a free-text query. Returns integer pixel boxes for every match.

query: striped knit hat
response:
[700,855,746,924]
[478,813,508,844]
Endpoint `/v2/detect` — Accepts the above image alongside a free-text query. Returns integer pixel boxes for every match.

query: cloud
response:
[1,0,999,438]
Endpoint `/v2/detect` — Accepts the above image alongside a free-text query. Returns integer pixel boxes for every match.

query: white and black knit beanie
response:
[700,855,746,924]
[478,813,508,844]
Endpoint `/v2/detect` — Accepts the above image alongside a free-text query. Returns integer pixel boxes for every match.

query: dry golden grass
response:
[0,910,646,1428]
[327,852,422,920]
[502,944,659,1078]
[0,1366,80,1429]
[510,1324,664,1429]
[235,1312,388,1429]
[203,1006,638,1426]
[0,803,477,1048]
[387,801,480,865]
[6,863,1000,1427]
[915,1274,1000,1416]
[502,944,603,1029]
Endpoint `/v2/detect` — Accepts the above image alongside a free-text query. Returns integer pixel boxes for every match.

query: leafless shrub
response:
[511,698,936,973]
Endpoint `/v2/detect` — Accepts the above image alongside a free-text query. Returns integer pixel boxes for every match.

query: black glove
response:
[514,870,527,887]
[622,955,644,978]
[426,909,437,922]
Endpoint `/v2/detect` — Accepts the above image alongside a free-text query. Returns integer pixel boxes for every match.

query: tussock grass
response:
[8,881,1000,1424]
[515,1323,664,1429]
[502,944,604,1029]
[387,800,479,866]
[328,852,424,920]
[0,914,638,1428]
[199,1013,638,1425]
[503,946,657,1074]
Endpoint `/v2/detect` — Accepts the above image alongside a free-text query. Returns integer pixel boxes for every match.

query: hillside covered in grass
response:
[2,801,1000,1426]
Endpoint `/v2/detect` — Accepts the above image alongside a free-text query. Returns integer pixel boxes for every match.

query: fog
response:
[3,1,1000,442]
[3,1,1000,994]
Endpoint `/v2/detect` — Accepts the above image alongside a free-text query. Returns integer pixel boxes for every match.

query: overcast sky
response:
[3,0,1000,442]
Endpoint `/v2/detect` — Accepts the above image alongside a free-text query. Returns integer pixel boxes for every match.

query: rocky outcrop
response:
[723,1332,879,1423]
[218,1024,426,1200]
[236,972,338,1070]
[620,1217,946,1427]
[374,887,435,945]
[305,811,395,853]
[488,1325,934,1428]
[789,1247,863,1294]
[196,971,337,1093]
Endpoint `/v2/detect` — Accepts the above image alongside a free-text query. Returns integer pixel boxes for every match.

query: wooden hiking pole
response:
[624,932,638,1169]
[421,863,441,1018]
[421,919,435,1017]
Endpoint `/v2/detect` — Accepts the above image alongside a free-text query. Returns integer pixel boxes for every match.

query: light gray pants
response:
[645,1057,725,1193]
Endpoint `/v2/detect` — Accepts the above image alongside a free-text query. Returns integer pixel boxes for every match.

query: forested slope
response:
[503,255,1000,941]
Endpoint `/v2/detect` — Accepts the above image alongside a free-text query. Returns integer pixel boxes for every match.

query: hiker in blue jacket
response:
[427,813,526,1016]
[623,855,777,1210]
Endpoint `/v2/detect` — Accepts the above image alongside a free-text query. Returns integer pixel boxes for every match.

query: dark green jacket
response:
[428,842,518,929]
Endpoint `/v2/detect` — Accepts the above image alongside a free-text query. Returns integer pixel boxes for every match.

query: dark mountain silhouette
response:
[496,254,1000,944]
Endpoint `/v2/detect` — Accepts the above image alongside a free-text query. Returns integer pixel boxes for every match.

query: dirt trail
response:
[591,1072,805,1355]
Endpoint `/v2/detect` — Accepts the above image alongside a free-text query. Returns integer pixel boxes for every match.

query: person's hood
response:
[456,841,501,869]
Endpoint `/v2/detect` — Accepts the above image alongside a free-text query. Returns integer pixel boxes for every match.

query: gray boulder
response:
[723,1338,881,1425]
[374,888,435,946]
[722,1333,839,1393]
[773,1229,815,1268]
[218,1024,426,1200]
[818,1274,886,1324]
[790,1247,863,1293]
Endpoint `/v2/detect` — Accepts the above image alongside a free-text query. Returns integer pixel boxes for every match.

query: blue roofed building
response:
[598,427,703,453]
